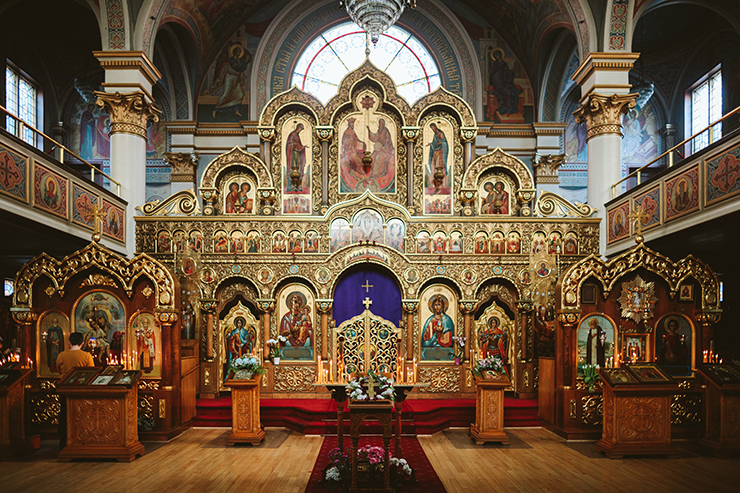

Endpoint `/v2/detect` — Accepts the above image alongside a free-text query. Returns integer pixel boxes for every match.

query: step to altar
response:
[193,396,541,433]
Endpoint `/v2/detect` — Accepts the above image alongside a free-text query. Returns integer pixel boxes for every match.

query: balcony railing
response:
[611,106,740,198]
[1,104,121,196]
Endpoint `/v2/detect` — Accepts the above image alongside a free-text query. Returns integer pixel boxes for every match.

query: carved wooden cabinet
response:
[697,364,740,456]
[596,366,679,459]
[224,374,265,446]
[470,374,511,445]
[57,384,144,462]
[0,368,34,459]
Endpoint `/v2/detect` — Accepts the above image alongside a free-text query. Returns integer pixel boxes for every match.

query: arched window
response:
[292,22,441,104]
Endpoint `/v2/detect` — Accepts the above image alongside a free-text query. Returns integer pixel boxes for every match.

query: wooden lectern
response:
[596,364,679,459]
[348,399,393,492]
[224,374,265,446]
[0,368,35,460]
[57,369,144,462]
[697,364,740,456]
[470,373,511,445]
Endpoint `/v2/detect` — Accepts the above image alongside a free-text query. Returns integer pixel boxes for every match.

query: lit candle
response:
[413,358,417,384]
[329,359,333,383]
[317,356,322,382]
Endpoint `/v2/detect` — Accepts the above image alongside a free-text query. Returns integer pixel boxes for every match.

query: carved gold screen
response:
[332,308,401,379]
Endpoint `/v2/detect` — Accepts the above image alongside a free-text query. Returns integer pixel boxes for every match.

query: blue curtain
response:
[332,266,402,326]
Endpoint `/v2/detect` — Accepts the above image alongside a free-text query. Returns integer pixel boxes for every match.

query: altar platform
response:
[193,396,541,434]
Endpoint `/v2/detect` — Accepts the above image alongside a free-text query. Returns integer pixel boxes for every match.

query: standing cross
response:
[366,376,380,399]
[627,205,649,236]
[362,297,373,309]
[89,203,106,240]
[361,280,373,293]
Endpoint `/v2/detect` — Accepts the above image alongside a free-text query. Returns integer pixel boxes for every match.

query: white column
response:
[571,53,639,256]
[94,51,161,255]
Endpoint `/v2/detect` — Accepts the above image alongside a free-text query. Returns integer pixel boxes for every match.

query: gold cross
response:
[89,203,106,241]
[628,205,649,236]
[366,375,380,399]
[361,280,373,293]
[362,297,373,309]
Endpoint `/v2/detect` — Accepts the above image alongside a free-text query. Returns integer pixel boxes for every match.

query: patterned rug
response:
[305,435,446,492]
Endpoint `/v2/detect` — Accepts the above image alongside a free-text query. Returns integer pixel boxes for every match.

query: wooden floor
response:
[0,427,738,492]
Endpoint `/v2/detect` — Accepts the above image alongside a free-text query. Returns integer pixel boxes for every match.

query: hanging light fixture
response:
[339,0,416,45]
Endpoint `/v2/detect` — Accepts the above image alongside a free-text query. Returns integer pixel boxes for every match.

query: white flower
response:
[278,335,288,342]
[325,466,341,481]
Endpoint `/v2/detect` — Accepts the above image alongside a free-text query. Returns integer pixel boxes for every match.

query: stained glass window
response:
[5,64,38,147]
[292,22,441,104]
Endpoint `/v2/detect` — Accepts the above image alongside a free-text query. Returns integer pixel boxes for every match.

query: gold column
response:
[316,127,334,212]
[516,300,534,362]
[199,299,218,361]
[402,300,419,360]
[459,300,477,361]
[256,299,276,360]
[316,299,334,360]
[459,127,477,171]
[401,127,419,209]
[12,310,37,368]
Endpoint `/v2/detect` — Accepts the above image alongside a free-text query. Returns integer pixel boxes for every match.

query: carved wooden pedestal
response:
[57,385,144,462]
[470,374,511,445]
[349,400,393,492]
[0,369,34,460]
[224,375,265,446]
[596,380,678,459]
[698,364,740,456]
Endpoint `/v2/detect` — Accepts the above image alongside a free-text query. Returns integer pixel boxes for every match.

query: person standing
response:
[56,332,94,448]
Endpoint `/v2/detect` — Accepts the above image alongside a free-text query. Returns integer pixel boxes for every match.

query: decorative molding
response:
[534,154,565,185]
[573,93,637,141]
[273,366,316,392]
[534,191,598,218]
[95,91,161,138]
[136,189,200,216]
[418,367,460,393]
[164,152,198,183]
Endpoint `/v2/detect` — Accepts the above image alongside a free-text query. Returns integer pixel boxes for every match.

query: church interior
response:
[1,0,740,491]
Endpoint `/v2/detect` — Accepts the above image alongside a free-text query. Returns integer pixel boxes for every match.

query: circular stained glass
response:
[292,22,441,105]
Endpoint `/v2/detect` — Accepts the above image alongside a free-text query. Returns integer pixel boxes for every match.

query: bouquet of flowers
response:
[471,355,507,378]
[452,336,466,359]
[265,335,287,359]
[323,445,413,491]
[346,370,394,401]
[583,364,600,391]
[230,355,266,380]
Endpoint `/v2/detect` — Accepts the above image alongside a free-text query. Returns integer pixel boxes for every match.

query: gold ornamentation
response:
[137,380,160,391]
[315,126,334,141]
[462,147,535,190]
[44,286,56,297]
[256,126,276,141]
[255,299,276,313]
[95,91,161,138]
[159,398,166,419]
[200,146,274,192]
[141,286,153,298]
[582,395,603,426]
[533,154,565,184]
[13,242,176,310]
[80,273,117,288]
[418,367,461,393]
[559,242,721,310]
[332,307,401,377]
[617,275,658,323]
[459,127,478,142]
[573,92,638,140]
[628,205,650,240]
[138,394,154,421]
[569,399,577,419]
[204,367,211,387]
[12,310,38,324]
[401,126,420,141]
[315,299,333,314]
[30,393,60,425]
[164,152,198,183]
[671,393,702,425]
[534,191,597,217]
[402,300,419,313]
[273,366,316,392]
[137,189,200,216]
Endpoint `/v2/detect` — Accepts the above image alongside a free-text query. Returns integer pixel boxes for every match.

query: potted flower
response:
[323,445,413,491]
[229,355,266,380]
[266,335,287,364]
[346,370,395,402]
[452,336,466,365]
[583,364,600,392]
[471,355,507,379]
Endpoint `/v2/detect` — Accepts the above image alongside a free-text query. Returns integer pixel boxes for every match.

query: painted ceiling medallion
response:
[617,275,658,323]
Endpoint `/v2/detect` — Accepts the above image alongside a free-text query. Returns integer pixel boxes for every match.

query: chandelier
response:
[339,0,416,45]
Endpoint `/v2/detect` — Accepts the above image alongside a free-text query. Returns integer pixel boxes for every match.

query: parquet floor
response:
[1,427,738,493]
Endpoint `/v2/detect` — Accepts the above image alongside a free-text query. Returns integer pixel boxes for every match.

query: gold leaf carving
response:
[274,366,316,392]
[418,367,460,393]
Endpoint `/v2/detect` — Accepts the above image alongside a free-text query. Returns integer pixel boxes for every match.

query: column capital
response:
[459,300,478,313]
[95,91,161,138]
[401,299,419,313]
[12,310,37,324]
[315,126,334,142]
[534,154,565,185]
[255,299,276,313]
[573,93,637,141]
[459,127,478,143]
[695,309,722,326]
[164,152,198,183]
[257,126,276,142]
[315,299,334,313]
[401,127,420,142]
[156,311,179,324]
[557,309,580,327]
[199,298,219,313]
[516,300,534,313]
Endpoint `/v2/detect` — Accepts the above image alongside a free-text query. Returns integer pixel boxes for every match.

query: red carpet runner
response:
[304,435,446,493]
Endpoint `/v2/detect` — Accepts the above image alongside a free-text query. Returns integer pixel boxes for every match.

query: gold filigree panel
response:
[200,147,273,191]
[273,366,316,392]
[462,148,535,190]
[418,367,461,393]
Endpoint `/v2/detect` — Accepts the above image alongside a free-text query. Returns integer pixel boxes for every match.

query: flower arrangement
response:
[583,364,600,391]
[471,355,507,378]
[452,336,466,360]
[229,355,266,380]
[265,335,287,359]
[346,370,394,401]
[323,445,413,491]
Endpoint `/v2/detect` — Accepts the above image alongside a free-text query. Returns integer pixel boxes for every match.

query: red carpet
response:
[194,396,541,430]
[304,435,446,493]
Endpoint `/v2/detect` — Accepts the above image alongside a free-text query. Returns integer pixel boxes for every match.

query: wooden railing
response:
[1,104,121,196]
[611,106,740,198]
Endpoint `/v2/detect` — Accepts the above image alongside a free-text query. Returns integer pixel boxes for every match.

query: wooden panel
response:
[180,356,198,425]
[538,357,555,424]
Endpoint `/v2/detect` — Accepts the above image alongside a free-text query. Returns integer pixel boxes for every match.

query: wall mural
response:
[621,104,660,170]
[330,218,351,252]
[338,92,396,194]
[423,118,453,214]
[277,284,315,361]
[281,116,312,214]
[419,284,457,362]
[484,46,534,123]
[199,34,252,122]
